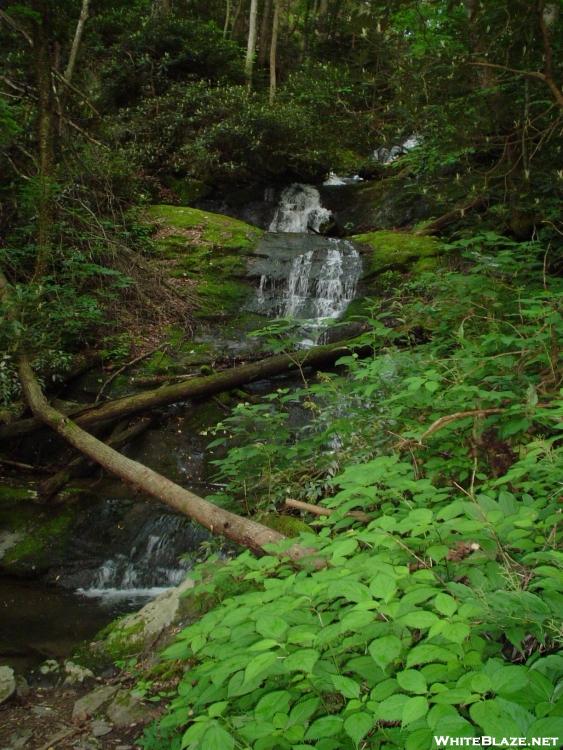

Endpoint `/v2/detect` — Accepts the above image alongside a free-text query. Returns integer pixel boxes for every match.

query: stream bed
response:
[1,179,365,673]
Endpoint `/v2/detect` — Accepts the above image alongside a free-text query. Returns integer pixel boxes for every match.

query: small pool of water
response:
[0,577,135,674]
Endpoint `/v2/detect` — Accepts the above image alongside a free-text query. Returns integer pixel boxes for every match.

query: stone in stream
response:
[72,684,118,722]
[63,660,95,686]
[0,664,16,704]
[90,718,113,737]
[105,689,149,727]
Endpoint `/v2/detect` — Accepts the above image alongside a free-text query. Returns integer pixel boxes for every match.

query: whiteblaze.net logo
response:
[433,738,560,748]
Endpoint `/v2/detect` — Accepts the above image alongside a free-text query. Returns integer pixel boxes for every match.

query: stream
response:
[0,179,363,672]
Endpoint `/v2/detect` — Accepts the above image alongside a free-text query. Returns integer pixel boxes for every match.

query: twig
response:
[95,344,167,403]
[418,408,505,442]
[0,457,50,473]
[36,725,83,750]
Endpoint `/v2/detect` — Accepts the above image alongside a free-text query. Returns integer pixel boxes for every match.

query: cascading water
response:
[269,184,332,233]
[77,512,206,604]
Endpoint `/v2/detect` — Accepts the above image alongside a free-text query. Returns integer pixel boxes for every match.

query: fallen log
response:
[414,196,488,236]
[38,415,153,500]
[0,337,371,442]
[284,498,372,523]
[18,356,319,564]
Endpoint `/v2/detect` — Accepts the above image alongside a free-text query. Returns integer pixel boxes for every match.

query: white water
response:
[373,134,421,164]
[269,184,332,233]
[77,513,196,603]
[323,172,363,186]
[312,240,362,319]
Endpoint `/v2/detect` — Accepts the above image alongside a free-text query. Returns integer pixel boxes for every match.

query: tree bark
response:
[63,0,89,87]
[258,0,272,65]
[245,0,259,88]
[0,337,371,441]
[17,356,317,563]
[269,0,279,104]
[38,416,153,501]
[223,0,232,38]
[32,1,55,280]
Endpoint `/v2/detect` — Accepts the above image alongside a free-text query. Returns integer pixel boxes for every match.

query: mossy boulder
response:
[146,205,263,319]
[352,230,443,276]
[321,175,438,235]
[0,482,77,575]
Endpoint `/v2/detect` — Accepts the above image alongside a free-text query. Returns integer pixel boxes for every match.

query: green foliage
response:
[141,238,562,749]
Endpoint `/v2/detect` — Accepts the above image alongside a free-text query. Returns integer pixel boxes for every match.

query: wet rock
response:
[109,577,194,649]
[73,739,101,750]
[0,665,16,704]
[105,689,147,726]
[7,727,33,749]
[63,660,95,686]
[15,675,30,698]
[31,704,55,717]
[90,719,113,737]
[72,685,118,722]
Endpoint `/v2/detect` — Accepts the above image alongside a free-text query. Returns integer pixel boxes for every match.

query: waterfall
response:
[312,240,362,319]
[269,184,332,233]
[77,513,204,603]
[284,250,314,316]
[251,235,362,326]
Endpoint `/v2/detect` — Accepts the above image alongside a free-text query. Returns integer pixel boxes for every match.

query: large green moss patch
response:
[146,205,263,318]
[352,229,443,275]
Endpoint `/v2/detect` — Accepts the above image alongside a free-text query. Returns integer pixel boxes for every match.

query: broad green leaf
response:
[255,690,292,720]
[344,712,374,746]
[200,724,235,750]
[396,669,427,694]
[406,644,456,667]
[402,696,429,726]
[370,572,397,603]
[332,674,361,699]
[285,648,319,674]
[244,652,278,685]
[434,594,458,617]
[304,715,344,739]
[369,635,402,670]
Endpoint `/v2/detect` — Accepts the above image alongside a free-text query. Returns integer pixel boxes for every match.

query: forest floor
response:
[0,682,148,750]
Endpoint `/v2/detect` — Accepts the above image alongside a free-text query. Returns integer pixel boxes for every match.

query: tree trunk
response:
[17,356,317,563]
[63,0,89,87]
[39,416,153,501]
[0,337,371,441]
[245,0,259,88]
[32,0,55,280]
[223,0,232,38]
[258,0,272,65]
[269,0,279,104]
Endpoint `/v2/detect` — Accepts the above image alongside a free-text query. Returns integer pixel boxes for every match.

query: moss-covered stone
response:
[146,205,262,251]
[0,501,76,574]
[145,204,263,320]
[352,230,443,275]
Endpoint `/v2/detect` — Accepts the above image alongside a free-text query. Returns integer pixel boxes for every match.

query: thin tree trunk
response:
[63,0,89,87]
[17,356,318,563]
[0,337,372,441]
[223,0,231,38]
[32,1,55,280]
[269,0,279,104]
[245,0,259,87]
[258,0,272,65]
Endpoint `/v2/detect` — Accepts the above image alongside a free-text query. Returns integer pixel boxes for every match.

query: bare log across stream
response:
[17,356,320,564]
[0,337,371,442]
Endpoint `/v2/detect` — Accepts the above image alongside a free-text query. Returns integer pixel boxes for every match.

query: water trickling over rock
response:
[250,234,362,331]
[76,511,206,604]
[269,184,332,233]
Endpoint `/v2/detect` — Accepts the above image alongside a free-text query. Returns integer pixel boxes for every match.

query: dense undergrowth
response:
[139,234,563,749]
